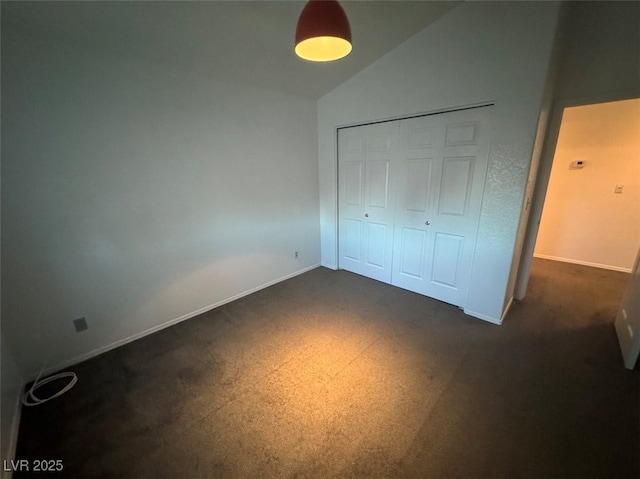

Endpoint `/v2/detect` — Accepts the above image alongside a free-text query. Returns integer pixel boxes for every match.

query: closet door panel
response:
[439,157,474,216]
[339,106,493,309]
[365,222,388,269]
[343,161,363,207]
[392,106,493,307]
[398,227,427,279]
[338,122,398,283]
[391,114,443,295]
[431,232,464,288]
[341,219,361,262]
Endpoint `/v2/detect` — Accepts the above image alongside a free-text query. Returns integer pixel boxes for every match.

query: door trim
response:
[515,90,640,300]
[336,102,496,133]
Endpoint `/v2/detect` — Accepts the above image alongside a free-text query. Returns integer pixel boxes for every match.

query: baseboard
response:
[36,264,321,379]
[501,297,514,323]
[320,262,338,270]
[533,254,632,273]
[464,308,502,325]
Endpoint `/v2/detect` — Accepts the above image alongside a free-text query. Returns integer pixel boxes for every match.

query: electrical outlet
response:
[570,160,585,169]
[294,251,299,259]
[73,317,88,332]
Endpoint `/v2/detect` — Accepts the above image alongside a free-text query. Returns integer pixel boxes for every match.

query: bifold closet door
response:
[338,121,399,283]
[391,106,493,307]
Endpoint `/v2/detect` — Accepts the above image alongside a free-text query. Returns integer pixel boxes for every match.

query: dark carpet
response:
[14,259,639,478]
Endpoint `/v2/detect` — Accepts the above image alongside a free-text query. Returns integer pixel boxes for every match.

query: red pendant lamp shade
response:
[295,0,352,62]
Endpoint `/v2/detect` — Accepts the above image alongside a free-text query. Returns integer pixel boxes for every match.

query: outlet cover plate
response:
[73,317,88,332]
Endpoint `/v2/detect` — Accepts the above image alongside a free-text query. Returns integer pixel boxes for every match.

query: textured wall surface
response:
[318,1,560,323]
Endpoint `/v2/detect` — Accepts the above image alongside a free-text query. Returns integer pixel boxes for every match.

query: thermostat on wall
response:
[570,160,585,169]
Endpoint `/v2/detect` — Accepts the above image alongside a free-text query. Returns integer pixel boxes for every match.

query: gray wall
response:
[1,27,320,377]
[555,1,640,103]
[318,1,560,323]
[1,338,22,476]
[0,11,24,462]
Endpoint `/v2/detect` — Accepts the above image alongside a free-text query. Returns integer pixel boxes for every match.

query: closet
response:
[338,106,493,308]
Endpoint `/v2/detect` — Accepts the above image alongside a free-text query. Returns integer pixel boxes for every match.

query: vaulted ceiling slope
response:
[1,1,460,99]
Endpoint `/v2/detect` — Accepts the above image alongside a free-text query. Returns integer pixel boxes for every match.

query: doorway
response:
[534,98,640,273]
[516,97,640,300]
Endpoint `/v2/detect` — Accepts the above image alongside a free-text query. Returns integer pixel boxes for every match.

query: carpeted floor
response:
[14,259,639,478]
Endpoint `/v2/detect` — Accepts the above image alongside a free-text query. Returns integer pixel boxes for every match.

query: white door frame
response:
[615,248,640,369]
[515,91,640,300]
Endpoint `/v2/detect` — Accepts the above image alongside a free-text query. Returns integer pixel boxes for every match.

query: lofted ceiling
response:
[2,0,460,99]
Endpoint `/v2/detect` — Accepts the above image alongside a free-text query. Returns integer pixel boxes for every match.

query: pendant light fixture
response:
[295,0,352,62]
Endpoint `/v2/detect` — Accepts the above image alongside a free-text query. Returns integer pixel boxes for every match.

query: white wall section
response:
[2,29,320,376]
[318,1,560,323]
[535,99,640,272]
